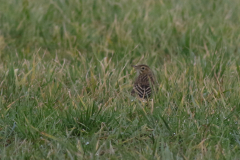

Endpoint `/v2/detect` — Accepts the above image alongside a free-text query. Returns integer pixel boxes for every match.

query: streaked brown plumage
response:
[131,64,156,99]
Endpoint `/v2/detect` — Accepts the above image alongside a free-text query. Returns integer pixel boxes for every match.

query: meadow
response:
[1,0,240,159]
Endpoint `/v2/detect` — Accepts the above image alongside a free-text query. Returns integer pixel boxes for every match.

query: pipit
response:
[131,64,156,99]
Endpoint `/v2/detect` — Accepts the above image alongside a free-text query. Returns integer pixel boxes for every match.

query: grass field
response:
[1,0,240,159]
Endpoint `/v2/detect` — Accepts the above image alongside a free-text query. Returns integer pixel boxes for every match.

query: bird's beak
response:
[131,65,136,68]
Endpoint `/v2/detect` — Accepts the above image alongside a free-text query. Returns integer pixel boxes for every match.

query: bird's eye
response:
[141,67,145,70]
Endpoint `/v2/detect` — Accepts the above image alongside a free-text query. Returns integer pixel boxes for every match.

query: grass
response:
[1,0,240,159]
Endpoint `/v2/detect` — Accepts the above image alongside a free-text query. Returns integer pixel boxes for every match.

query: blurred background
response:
[1,0,240,63]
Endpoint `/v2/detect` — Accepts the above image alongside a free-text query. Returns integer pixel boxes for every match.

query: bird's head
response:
[132,64,152,74]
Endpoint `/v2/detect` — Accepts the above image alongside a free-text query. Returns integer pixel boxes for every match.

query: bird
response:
[131,64,156,99]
